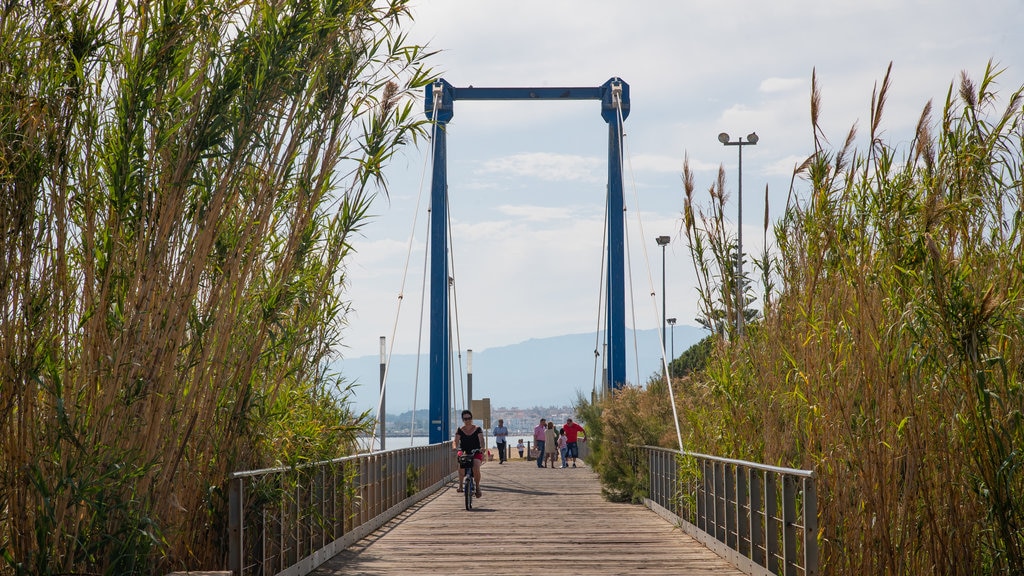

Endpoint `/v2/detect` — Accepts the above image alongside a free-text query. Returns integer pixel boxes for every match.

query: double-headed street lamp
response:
[656,235,670,351]
[718,131,758,337]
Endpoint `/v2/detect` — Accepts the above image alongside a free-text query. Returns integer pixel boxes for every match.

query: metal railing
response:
[636,446,818,576]
[228,443,455,576]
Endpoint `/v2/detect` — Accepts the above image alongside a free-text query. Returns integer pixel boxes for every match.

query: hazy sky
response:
[340,0,1023,362]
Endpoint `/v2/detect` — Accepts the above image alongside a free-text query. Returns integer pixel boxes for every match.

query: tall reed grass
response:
[696,62,1024,574]
[0,0,433,572]
[587,63,1023,575]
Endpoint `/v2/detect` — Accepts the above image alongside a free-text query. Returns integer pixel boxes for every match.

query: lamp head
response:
[746,132,759,144]
[656,235,671,246]
[667,317,676,325]
[718,132,730,144]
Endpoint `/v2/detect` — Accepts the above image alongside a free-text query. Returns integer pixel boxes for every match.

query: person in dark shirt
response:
[453,409,484,497]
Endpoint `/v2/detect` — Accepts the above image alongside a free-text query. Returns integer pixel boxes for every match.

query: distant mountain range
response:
[336,325,709,413]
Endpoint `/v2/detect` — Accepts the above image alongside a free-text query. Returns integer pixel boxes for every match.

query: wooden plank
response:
[313,459,746,576]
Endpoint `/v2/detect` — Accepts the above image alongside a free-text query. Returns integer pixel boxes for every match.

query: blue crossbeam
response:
[452,87,603,101]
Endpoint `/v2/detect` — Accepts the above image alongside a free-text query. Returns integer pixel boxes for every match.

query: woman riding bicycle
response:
[453,409,484,498]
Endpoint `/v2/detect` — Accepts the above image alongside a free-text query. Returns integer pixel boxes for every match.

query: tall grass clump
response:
[576,381,679,503]
[0,0,433,573]
[676,62,1024,574]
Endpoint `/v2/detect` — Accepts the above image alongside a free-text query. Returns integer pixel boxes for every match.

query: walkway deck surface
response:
[313,457,744,576]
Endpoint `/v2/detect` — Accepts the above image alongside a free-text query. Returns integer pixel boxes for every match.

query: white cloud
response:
[496,204,576,222]
[759,78,806,94]
[343,0,1024,366]
[626,154,683,173]
[763,155,814,179]
[477,152,603,182]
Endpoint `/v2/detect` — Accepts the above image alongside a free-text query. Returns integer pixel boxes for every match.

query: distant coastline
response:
[339,326,709,414]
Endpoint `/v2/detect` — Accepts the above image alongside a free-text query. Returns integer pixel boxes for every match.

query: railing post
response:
[358,458,367,527]
[229,476,243,576]
[651,450,659,504]
[319,466,327,549]
[644,449,653,502]
[783,475,797,576]
[749,469,764,566]
[385,452,393,509]
[725,463,736,548]
[295,478,302,565]
[699,460,709,532]
[765,472,778,573]
[714,461,726,543]
[803,476,819,576]
[737,464,749,556]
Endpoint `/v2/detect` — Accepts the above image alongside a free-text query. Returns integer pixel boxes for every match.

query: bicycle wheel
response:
[464,476,473,510]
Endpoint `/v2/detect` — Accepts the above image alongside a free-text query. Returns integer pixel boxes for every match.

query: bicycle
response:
[457,449,481,510]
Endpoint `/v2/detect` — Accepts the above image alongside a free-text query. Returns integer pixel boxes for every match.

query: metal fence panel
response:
[228,443,456,576]
[636,446,817,576]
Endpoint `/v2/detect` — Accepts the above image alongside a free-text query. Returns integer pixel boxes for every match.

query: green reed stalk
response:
[1,0,434,572]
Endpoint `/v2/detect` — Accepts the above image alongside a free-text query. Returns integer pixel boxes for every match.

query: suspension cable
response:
[408,214,431,445]
[447,184,466,414]
[591,178,610,395]
[368,91,441,452]
[622,205,642,385]
[615,91,684,452]
[609,85,643,387]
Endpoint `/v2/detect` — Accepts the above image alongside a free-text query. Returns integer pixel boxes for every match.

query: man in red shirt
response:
[562,418,586,468]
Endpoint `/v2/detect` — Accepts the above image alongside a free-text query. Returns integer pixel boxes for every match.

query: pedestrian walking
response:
[516,438,526,459]
[558,428,568,468]
[544,421,558,469]
[563,417,587,467]
[533,418,547,468]
[492,419,509,463]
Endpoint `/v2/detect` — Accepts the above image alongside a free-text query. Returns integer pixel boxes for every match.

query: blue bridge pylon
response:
[424,78,630,443]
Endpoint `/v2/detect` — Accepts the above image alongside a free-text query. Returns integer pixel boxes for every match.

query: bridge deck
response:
[313,457,744,576]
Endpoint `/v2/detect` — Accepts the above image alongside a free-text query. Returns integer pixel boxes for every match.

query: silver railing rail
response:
[636,445,818,576]
[228,443,456,576]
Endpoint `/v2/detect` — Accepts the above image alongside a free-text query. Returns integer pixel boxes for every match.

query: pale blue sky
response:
[341,0,1024,364]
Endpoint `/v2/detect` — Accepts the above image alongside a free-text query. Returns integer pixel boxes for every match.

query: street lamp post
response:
[656,235,670,351]
[718,132,758,337]
[667,317,676,360]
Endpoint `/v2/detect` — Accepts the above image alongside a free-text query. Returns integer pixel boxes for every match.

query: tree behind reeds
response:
[680,62,1024,574]
[0,0,432,572]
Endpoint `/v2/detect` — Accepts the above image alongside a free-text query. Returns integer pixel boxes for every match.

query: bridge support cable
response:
[620,207,641,385]
[612,101,642,387]
[591,178,610,397]
[368,93,442,452]
[613,97,685,453]
[408,226,431,446]
[446,189,469,415]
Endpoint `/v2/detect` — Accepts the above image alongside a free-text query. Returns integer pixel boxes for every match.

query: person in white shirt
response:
[492,419,509,463]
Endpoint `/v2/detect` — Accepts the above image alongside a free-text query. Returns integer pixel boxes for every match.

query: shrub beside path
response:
[314,457,745,576]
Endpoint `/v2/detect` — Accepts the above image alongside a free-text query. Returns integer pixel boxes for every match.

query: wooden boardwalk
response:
[313,457,745,576]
